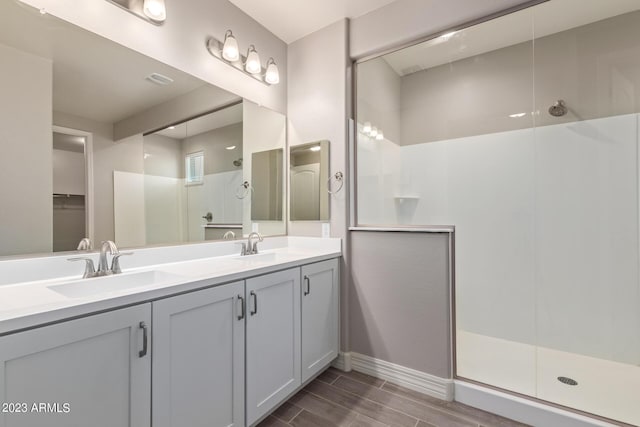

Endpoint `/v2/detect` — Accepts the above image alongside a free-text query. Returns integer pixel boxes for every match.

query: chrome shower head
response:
[549,99,568,117]
[233,158,243,167]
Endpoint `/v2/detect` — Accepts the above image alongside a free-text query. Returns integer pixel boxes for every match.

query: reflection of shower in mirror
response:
[233,158,243,167]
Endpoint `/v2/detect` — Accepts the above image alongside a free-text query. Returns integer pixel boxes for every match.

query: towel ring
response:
[327,171,344,194]
[235,181,253,199]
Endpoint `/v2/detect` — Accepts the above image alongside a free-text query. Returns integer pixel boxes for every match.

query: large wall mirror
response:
[289,141,329,221]
[0,0,286,258]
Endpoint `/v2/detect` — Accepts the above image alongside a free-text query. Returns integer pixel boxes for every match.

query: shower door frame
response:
[347,0,633,425]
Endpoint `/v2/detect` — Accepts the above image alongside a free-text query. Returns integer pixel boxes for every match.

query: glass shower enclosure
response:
[354,1,640,424]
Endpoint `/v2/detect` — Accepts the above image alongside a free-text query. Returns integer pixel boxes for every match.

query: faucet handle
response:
[68,257,97,279]
[234,242,248,256]
[111,252,134,274]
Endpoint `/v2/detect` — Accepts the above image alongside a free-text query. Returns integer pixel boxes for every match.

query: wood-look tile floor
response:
[257,368,529,427]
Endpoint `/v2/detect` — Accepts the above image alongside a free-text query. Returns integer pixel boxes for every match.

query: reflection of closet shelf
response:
[53,193,85,198]
[394,196,420,200]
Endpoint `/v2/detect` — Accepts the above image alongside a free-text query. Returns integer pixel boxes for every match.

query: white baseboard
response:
[332,351,352,371]
[455,381,618,427]
[339,352,453,401]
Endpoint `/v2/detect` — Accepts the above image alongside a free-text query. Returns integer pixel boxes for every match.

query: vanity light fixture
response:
[363,122,372,134]
[142,0,166,22]
[222,31,240,62]
[265,58,280,84]
[376,131,384,141]
[206,30,280,86]
[370,127,379,138]
[245,46,262,74]
[104,0,166,25]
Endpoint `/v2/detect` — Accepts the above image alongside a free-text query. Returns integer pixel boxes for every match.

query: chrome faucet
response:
[247,232,263,255]
[68,240,133,278]
[98,240,119,275]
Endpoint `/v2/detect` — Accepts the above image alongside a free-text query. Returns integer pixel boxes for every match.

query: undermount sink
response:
[48,270,183,298]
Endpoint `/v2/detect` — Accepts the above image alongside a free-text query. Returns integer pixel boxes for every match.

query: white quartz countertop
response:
[0,237,341,335]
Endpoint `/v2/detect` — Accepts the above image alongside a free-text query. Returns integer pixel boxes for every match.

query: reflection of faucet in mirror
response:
[223,231,236,240]
[77,238,92,251]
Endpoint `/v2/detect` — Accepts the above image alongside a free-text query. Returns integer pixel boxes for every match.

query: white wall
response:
[0,44,52,256]
[19,0,287,114]
[400,115,639,365]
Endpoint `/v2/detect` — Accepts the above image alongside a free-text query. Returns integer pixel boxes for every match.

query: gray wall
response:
[143,134,183,178]
[287,20,350,348]
[181,122,243,175]
[349,231,452,378]
[399,10,640,145]
[21,0,288,114]
[0,44,52,256]
[356,57,401,144]
[53,111,144,245]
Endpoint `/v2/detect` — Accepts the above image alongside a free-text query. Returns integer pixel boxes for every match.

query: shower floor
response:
[456,330,640,426]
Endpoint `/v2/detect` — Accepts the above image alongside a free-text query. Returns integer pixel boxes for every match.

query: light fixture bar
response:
[206,36,278,86]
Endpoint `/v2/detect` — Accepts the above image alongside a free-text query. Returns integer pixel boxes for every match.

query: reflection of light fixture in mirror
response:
[222,30,240,62]
[363,122,372,134]
[167,126,176,130]
[439,31,457,40]
[245,46,262,74]
[310,146,321,152]
[376,131,384,141]
[226,145,237,150]
[143,0,166,22]
[145,73,174,86]
[370,127,378,138]
[206,31,279,86]
[265,58,280,84]
[509,112,527,118]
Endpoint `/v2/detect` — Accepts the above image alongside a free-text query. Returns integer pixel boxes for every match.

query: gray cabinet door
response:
[301,258,340,383]
[152,281,245,427]
[0,304,151,427]
[246,268,301,426]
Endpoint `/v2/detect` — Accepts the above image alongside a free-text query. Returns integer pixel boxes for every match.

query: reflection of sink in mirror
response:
[48,271,182,298]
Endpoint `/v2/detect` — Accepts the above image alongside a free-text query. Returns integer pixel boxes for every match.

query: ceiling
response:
[228,0,399,43]
[0,0,213,124]
[382,0,640,76]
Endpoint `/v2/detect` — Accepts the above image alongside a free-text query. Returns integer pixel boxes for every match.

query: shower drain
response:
[557,376,578,386]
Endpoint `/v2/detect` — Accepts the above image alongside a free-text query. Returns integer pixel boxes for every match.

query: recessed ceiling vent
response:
[145,73,174,86]
[557,376,578,386]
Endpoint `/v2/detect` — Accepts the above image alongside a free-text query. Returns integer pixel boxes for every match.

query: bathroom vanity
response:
[0,237,340,427]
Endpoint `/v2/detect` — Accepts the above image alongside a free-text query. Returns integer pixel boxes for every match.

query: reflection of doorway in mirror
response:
[291,164,320,220]
[51,126,94,252]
